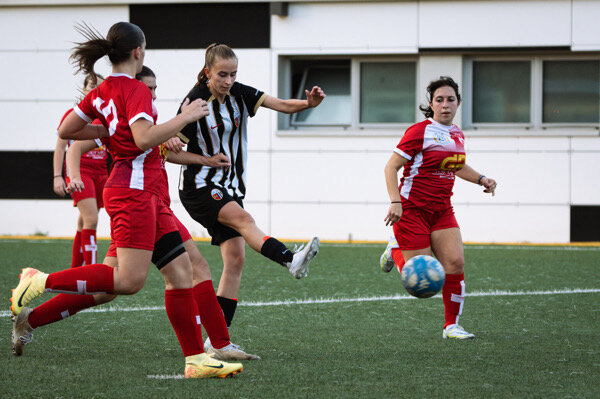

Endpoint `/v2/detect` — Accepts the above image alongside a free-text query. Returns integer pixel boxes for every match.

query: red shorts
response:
[103,187,178,251]
[393,205,459,250]
[66,171,107,207]
[105,200,192,257]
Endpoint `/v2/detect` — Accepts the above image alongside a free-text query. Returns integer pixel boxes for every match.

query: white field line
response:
[147,374,185,380]
[2,288,598,318]
[324,243,600,251]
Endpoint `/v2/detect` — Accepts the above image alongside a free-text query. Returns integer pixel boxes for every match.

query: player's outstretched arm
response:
[456,164,497,196]
[167,151,231,168]
[65,139,98,193]
[262,86,326,114]
[58,112,109,140]
[384,153,409,226]
[131,98,209,151]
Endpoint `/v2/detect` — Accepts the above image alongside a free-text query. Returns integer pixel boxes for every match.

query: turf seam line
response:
[2,288,598,318]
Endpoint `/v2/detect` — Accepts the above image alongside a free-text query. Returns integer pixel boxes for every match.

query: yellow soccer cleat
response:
[10,268,48,316]
[184,353,243,378]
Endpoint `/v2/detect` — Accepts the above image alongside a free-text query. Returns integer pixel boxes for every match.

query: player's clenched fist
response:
[180,98,210,122]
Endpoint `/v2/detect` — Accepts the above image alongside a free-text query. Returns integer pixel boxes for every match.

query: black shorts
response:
[179,185,243,246]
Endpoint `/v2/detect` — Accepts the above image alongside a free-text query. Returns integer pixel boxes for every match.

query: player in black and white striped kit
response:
[177,44,326,351]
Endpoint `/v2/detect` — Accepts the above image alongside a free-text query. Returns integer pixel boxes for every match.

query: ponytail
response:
[195,43,237,87]
[70,21,145,84]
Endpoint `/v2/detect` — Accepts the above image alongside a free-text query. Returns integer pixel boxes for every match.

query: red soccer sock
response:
[28,294,97,329]
[391,248,405,273]
[71,231,84,268]
[81,229,98,265]
[442,273,465,328]
[193,280,230,349]
[165,288,204,357]
[45,264,114,294]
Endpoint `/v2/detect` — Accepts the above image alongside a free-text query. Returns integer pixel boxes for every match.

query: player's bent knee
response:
[93,293,117,305]
[152,231,186,270]
[120,280,145,295]
[444,258,465,274]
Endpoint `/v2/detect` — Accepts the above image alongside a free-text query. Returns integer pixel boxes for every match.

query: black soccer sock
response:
[217,296,237,327]
[260,237,294,266]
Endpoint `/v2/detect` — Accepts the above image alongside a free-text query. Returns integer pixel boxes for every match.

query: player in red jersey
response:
[53,74,107,267]
[381,76,497,340]
[11,65,257,361]
[10,22,242,378]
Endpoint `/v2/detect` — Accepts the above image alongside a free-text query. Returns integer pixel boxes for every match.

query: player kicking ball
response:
[381,76,497,340]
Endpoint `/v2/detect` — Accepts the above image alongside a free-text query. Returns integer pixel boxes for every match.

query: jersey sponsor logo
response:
[440,154,466,171]
[211,188,223,201]
[433,132,452,144]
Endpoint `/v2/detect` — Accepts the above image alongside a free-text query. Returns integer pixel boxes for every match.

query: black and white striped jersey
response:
[177,82,266,199]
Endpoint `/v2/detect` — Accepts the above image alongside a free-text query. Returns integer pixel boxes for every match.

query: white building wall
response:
[1,1,599,243]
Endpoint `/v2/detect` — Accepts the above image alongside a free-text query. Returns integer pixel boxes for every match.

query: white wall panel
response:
[270,203,389,241]
[0,6,128,50]
[0,101,75,151]
[572,0,600,51]
[571,137,600,151]
[453,152,570,205]
[0,200,111,237]
[270,151,388,202]
[456,204,570,243]
[271,2,418,52]
[419,1,571,48]
[571,153,600,204]
[243,151,271,202]
[0,52,113,100]
[271,133,402,152]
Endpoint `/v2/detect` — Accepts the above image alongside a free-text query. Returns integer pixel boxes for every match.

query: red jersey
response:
[395,118,466,210]
[75,73,162,196]
[58,108,108,173]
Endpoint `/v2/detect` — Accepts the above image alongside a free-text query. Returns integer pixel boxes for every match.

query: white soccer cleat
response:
[380,236,399,273]
[206,342,261,361]
[443,324,475,340]
[12,307,34,356]
[285,237,320,279]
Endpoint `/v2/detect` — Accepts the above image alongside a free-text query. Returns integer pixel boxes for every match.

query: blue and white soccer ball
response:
[401,255,445,298]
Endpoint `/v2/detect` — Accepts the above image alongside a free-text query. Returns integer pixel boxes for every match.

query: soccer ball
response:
[401,255,445,298]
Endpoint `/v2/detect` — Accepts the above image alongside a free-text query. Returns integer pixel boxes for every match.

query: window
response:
[466,57,599,129]
[360,62,416,124]
[472,61,531,124]
[286,57,417,129]
[293,62,351,125]
[543,61,599,124]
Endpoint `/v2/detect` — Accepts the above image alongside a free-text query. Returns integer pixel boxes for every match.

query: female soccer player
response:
[10,22,242,378]
[53,74,107,267]
[177,44,325,342]
[12,65,257,361]
[381,76,497,340]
